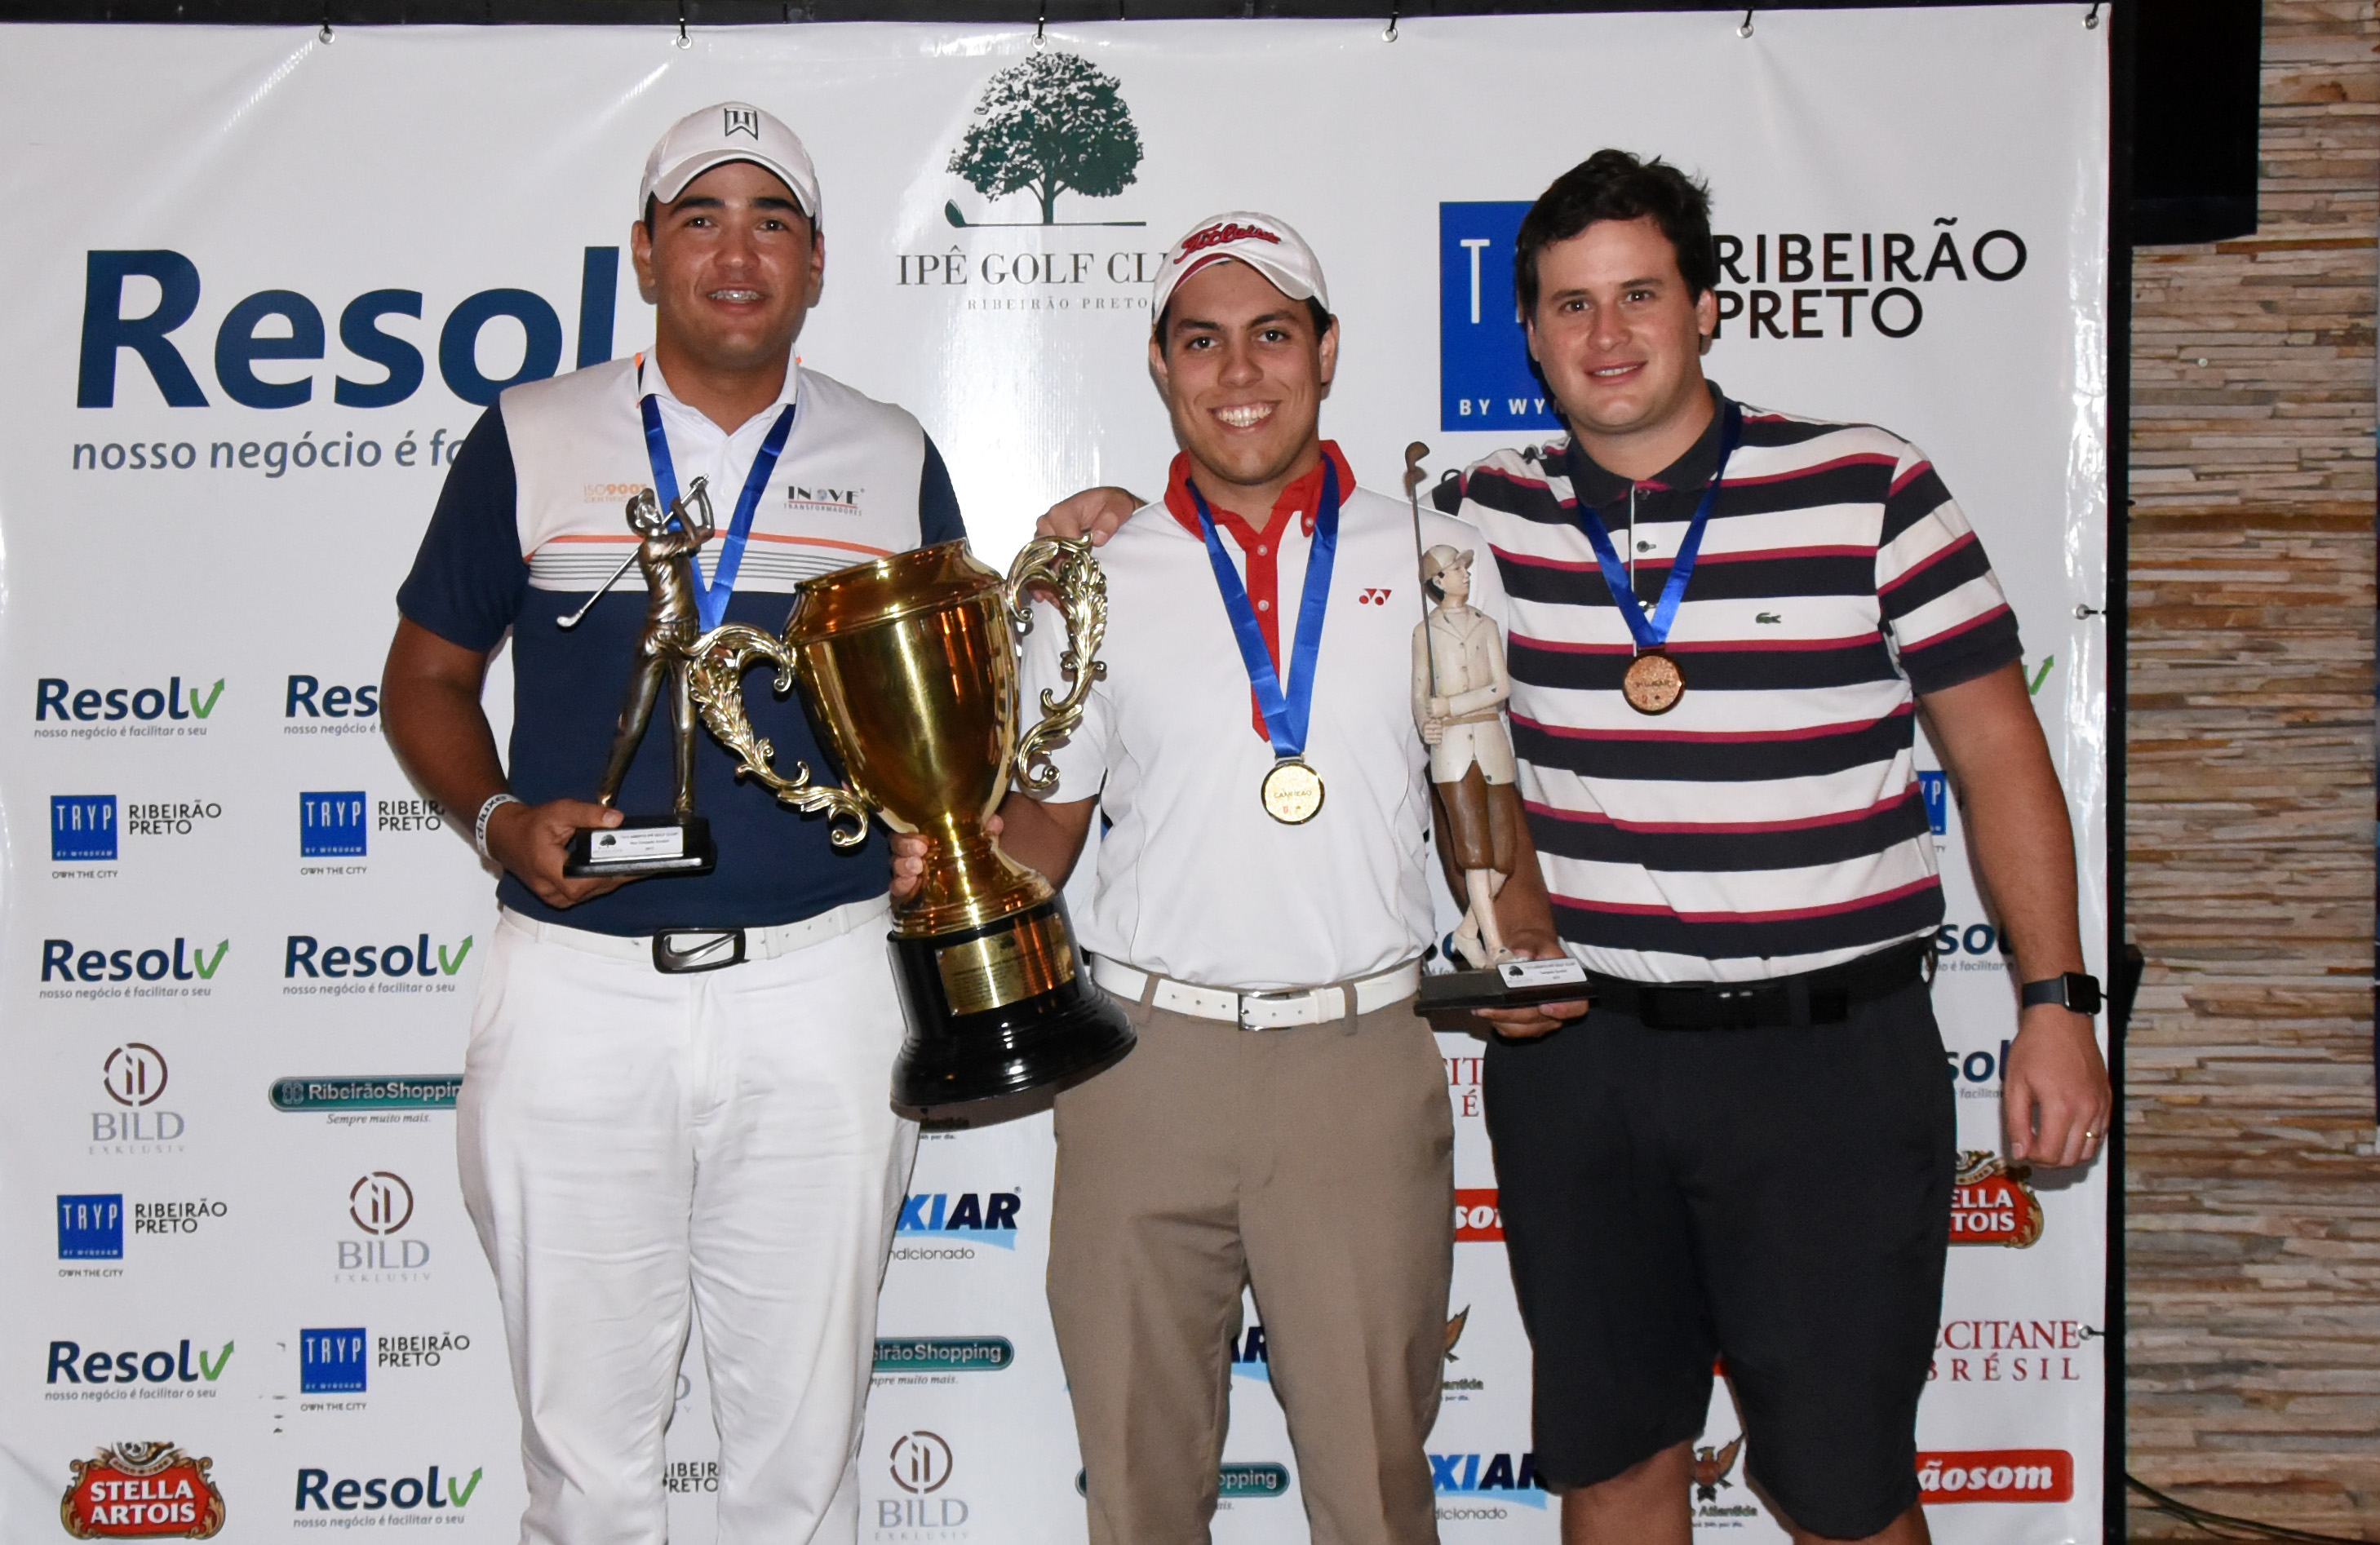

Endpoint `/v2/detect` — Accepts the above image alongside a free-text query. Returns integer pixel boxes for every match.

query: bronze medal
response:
[1622,651,1685,715]
[1260,758,1326,825]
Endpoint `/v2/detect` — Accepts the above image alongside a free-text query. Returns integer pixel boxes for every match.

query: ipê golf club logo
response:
[945,52,1145,229]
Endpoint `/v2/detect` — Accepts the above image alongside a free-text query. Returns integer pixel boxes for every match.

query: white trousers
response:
[458,903,919,1545]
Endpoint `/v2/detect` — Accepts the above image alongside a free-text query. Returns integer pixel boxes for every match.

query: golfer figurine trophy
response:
[1396,447,1589,1018]
[685,538,1135,1113]
[559,477,720,877]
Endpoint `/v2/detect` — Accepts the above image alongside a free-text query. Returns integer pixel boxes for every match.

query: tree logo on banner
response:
[1949,1151,2044,1248]
[60,1442,225,1538]
[945,53,1146,228]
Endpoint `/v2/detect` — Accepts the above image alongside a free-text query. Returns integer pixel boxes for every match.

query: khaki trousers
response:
[1047,981,1455,1545]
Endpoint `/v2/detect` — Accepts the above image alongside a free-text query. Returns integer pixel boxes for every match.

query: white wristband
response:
[473,793,522,862]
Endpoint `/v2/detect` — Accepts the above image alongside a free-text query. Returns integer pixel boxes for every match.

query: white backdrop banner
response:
[0,10,2108,1544]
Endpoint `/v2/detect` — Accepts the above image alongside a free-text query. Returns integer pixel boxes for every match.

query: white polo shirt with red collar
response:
[1018,442,1506,992]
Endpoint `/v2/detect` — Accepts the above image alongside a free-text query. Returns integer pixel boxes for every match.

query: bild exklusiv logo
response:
[338,1171,431,1280]
[876,1431,973,1536]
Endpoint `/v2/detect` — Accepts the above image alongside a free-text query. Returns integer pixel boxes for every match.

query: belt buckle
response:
[652,928,746,974]
[1236,990,1305,1031]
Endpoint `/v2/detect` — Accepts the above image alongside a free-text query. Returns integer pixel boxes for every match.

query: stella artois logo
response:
[1949,1150,2043,1248]
[61,1442,224,1538]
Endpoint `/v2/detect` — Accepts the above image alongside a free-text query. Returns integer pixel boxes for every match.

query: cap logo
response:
[722,107,760,139]
[1175,220,1282,264]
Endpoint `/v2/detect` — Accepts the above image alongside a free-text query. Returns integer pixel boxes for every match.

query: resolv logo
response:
[44,938,228,983]
[77,247,623,410]
[1429,1451,1546,1507]
[299,1329,367,1394]
[895,1191,1021,1247]
[36,677,222,723]
[58,1195,124,1259]
[294,1466,482,1514]
[286,677,379,719]
[54,796,117,861]
[47,1338,234,1386]
[286,934,472,979]
[299,794,367,858]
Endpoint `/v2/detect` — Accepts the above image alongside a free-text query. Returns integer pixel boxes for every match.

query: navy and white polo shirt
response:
[1438,388,2022,984]
[397,354,964,936]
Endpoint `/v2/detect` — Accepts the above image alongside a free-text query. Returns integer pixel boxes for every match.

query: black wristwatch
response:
[2019,972,2103,1016]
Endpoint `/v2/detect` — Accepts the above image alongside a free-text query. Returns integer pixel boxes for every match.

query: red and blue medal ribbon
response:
[1190,458,1341,767]
[1568,401,1742,651]
[637,387,799,633]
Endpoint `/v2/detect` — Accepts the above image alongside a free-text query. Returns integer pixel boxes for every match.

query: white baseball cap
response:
[1152,211,1330,318]
[640,102,822,222]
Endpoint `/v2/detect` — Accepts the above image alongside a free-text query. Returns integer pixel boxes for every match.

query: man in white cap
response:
[383,103,960,1545]
[923,212,1496,1544]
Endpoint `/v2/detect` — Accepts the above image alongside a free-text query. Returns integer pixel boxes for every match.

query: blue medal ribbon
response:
[1568,401,1742,653]
[1190,458,1341,765]
[637,381,799,633]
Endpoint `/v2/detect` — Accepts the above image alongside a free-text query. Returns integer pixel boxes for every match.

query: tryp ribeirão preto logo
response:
[945,53,1145,229]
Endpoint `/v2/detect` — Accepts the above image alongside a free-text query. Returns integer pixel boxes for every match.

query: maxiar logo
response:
[895,1191,1021,1248]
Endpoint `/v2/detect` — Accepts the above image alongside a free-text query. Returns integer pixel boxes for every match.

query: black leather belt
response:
[1589,940,1930,1030]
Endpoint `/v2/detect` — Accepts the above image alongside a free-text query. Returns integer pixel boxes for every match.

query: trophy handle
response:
[685,622,872,848]
[1004,536,1110,793]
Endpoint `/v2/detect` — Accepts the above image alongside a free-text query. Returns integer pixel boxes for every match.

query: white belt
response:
[1090,955,1420,1031]
[499,896,889,972]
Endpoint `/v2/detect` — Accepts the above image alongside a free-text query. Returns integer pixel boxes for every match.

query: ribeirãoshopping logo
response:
[60,1441,224,1539]
[1439,204,2037,432]
[1075,1465,1290,1501]
[892,1190,1022,1258]
[47,1339,234,1392]
[872,1337,1013,1374]
[1950,1152,2044,1248]
[1914,1450,2073,1503]
[268,1076,460,1113]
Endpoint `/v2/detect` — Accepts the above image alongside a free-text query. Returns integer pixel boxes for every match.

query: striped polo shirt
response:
[1437,387,2022,984]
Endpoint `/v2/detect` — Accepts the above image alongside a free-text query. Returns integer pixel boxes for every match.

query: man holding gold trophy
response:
[910,214,1503,1545]
[381,103,988,1545]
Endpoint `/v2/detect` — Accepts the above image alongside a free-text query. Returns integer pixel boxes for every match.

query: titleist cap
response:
[1152,211,1330,317]
[640,102,821,221]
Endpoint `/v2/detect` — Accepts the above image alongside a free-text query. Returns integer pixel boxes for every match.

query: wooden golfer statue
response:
[1413,544,1525,966]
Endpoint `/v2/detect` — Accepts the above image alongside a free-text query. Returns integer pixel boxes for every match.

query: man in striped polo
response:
[1441,151,2113,1544]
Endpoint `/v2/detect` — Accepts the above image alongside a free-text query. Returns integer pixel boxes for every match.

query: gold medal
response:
[1622,651,1685,715]
[1260,758,1326,825]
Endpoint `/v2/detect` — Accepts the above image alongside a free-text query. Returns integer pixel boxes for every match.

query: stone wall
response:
[2123,1,2378,1535]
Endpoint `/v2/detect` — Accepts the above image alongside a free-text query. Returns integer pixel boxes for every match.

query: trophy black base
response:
[1417,956,1595,1019]
[889,895,1135,1117]
[564,815,716,877]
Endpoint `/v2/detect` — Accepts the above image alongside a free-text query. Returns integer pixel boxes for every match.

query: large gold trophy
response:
[685,538,1132,1113]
